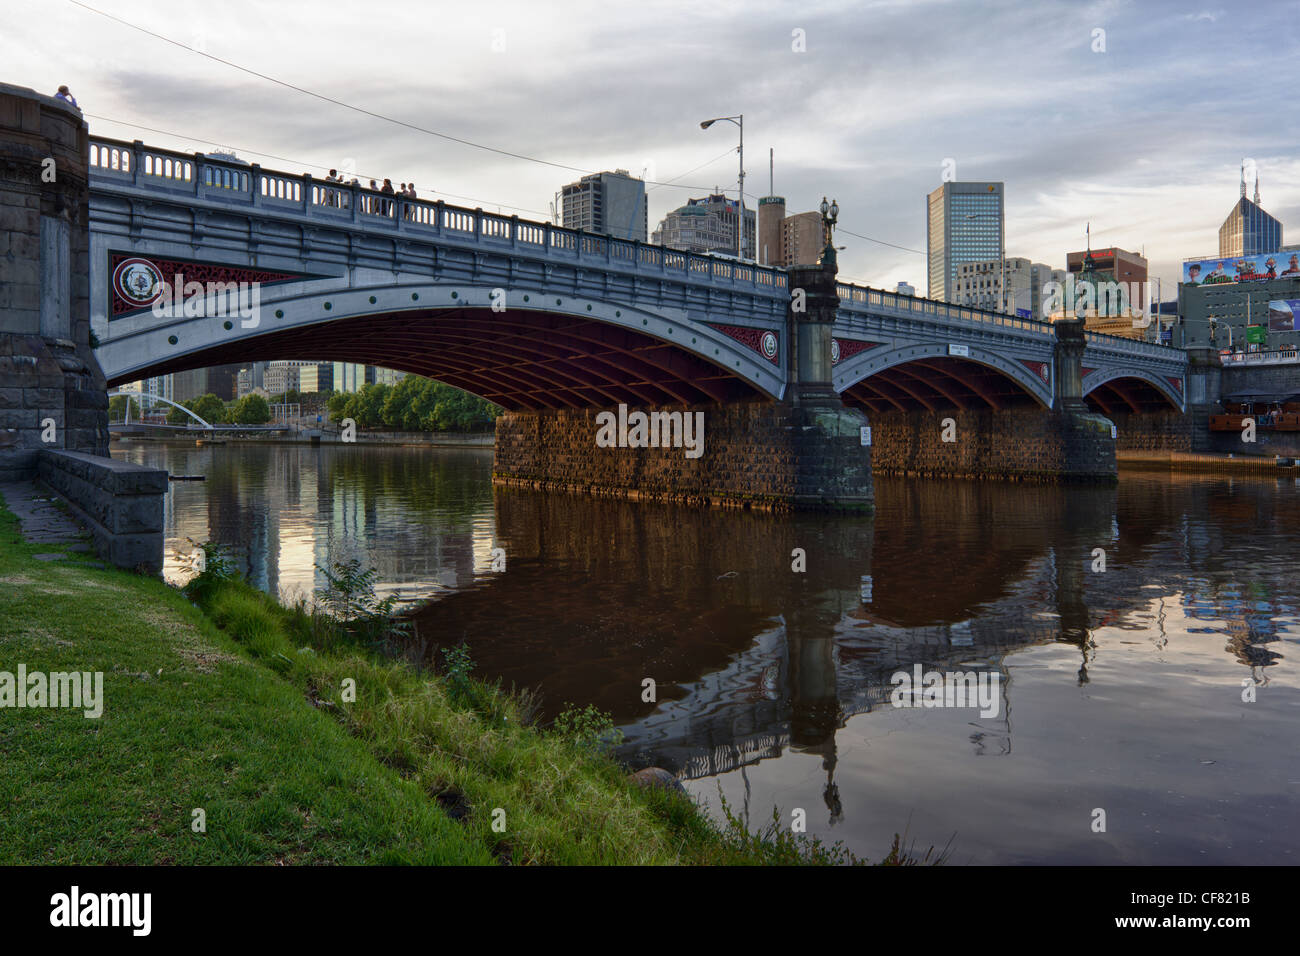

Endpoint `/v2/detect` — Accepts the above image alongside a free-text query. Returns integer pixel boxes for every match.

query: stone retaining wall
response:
[869,406,1117,481]
[493,401,873,511]
[36,449,167,571]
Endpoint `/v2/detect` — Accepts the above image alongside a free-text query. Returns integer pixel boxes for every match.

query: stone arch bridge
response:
[87,138,1192,507]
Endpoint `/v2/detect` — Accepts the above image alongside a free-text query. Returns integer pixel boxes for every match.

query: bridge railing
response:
[88,136,790,295]
[1221,348,1300,366]
[836,282,1055,335]
[1084,329,1179,358]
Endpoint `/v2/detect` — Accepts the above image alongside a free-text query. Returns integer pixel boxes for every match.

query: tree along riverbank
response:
[0,494,927,865]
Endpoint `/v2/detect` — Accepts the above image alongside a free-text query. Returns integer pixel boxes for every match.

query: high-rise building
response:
[927,181,1004,304]
[781,212,823,267]
[755,197,822,267]
[1065,246,1148,312]
[333,362,367,394]
[264,360,316,396]
[174,364,239,403]
[652,193,755,257]
[299,363,334,394]
[1219,163,1283,257]
[954,257,1066,319]
[757,195,786,265]
[561,170,648,242]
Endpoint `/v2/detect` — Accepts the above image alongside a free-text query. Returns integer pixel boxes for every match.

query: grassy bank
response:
[0,493,896,865]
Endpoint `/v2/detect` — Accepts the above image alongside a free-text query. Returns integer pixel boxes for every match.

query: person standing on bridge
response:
[381,178,395,217]
[54,85,78,109]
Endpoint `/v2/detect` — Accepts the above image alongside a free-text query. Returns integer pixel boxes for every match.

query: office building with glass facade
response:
[1220,197,1283,258]
[927,181,1004,304]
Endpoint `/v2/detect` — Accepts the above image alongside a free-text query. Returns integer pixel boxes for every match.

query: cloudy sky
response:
[7,0,1299,292]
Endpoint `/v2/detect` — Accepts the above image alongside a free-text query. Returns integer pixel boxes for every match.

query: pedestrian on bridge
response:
[381,178,395,217]
[54,85,78,109]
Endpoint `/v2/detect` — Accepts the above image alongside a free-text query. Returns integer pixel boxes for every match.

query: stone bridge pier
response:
[1,82,109,480]
[865,317,1118,482]
[493,253,875,511]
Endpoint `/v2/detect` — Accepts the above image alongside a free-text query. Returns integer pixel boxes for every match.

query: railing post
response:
[350,182,360,223]
[250,165,263,208]
[510,215,518,248]
[131,139,144,186]
[543,221,551,252]
[474,207,483,241]
[434,200,444,235]
[302,173,313,215]
[193,151,207,199]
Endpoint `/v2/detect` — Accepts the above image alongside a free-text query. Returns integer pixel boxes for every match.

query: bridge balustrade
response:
[260,173,302,202]
[203,166,249,192]
[89,142,131,173]
[481,214,512,239]
[89,136,794,296]
[142,152,191,183]
[442,207,474,232]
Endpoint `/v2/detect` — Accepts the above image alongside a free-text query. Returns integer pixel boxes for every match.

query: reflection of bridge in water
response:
[403,473,1297,786]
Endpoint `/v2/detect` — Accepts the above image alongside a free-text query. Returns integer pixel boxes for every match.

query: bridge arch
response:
[1083,367,1183,414]
[99,283,784,410]
[833,342,1053,413]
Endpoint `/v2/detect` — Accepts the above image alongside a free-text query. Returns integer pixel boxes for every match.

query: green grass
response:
[0,491,922,865]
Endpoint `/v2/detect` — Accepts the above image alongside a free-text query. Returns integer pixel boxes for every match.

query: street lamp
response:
[819,196,839,266]
[700,114,745,259]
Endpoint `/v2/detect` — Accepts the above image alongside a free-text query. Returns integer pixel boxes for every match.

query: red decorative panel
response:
[708,323,779,364]
[1168,376,1183,393]
[109,252,309,317]
[1081,366,1097,378]
[831,338,881,365]
[1021,359,1050,384]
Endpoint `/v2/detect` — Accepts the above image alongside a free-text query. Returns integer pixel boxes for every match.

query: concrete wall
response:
[870,407,1117,481]
[0,83,109,480]
[36,449,167,571]
[493,401,873,511]
[1222,364,1300,397]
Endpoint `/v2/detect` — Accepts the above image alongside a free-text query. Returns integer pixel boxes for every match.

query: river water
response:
[116,439,1299,864]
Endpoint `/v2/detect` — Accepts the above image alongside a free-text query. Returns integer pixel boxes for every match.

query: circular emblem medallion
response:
[831,339,841,365]
[113,257,164,307]
[760,331,778,360]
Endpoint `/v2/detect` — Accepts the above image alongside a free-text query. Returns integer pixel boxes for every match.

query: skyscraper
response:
[560,170,648,242]
[926,181,1004,304]
[1219,163,1282,257]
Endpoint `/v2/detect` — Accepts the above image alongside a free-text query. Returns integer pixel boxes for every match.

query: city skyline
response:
[8,0,1298,293]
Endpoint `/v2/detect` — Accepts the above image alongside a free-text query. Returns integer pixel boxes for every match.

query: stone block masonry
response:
[494,401,873,511]
[869,407,1117,482]
[36,449,167,572]
[1,83,109,480]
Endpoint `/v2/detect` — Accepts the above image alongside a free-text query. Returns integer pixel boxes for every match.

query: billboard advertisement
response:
[1183,251,1300,285]
[1267,299,1300,332]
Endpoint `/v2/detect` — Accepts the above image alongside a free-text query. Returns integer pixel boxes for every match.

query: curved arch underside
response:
[839,357,1045,414]
[109,309,768,410]
[1084,377,1179,415]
